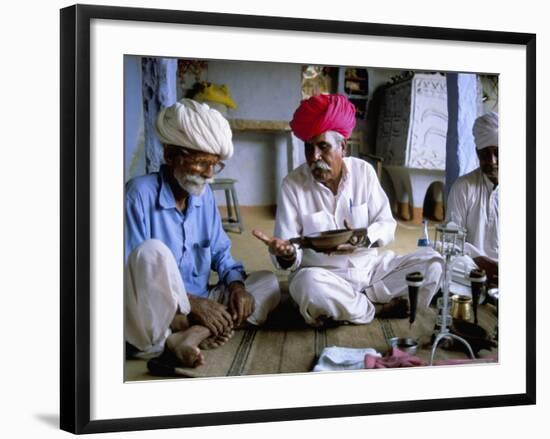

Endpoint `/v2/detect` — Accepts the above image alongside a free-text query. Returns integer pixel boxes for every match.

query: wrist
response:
[277,253,296,262]
[188,293,207,307]
[277,254,296,269]
[228,281,245,293]
[277,244,296,261]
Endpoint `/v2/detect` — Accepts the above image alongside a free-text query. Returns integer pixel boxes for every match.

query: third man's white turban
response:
[156,98,234,160]
[473,112,499,150]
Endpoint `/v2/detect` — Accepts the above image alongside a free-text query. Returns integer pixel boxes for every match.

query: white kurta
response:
[446,167,499,261]
[125,239,281,358]
[274,157,443,325]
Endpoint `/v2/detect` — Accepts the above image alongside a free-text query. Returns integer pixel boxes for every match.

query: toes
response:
[199,332,232,350]
[195,353,205,367]
[199,339,214,350]
[193,350,205,367]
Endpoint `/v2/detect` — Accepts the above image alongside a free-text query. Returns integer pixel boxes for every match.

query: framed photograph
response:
[60,4,536,434]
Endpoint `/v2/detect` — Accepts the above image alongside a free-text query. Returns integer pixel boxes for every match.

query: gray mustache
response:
[310,160,331,172]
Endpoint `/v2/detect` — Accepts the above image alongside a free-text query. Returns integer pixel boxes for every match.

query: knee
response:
[245,271,281,325]
[128,239,171,265]
[251,270,279,289]
[247,270,281,297]
[425,260,443,285]
[288,268,332,306]
[288,268,316,299]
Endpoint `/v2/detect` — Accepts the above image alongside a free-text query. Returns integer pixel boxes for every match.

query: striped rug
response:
[125,299,498,380]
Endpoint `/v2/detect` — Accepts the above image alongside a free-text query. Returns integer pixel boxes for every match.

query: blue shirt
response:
[125,165,245,297]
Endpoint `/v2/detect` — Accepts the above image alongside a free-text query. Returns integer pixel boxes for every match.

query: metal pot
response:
[289,227,367,252]
[387,337,418,355]
[450,295,472,321]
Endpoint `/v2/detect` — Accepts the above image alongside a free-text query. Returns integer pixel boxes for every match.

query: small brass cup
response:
[450,295,472,321]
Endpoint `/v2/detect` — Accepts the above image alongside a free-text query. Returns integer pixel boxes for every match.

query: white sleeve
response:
[364,166,396,246]
[446,179,468,227]
[464,242,498,263]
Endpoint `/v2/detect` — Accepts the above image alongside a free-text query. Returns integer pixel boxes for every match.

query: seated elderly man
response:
[125,99,280,369]
[446,112,499,284]
[253,94,443,327]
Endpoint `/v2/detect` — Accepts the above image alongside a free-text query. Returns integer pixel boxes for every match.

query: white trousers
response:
[288,247,443,326]
[125,239,281,358]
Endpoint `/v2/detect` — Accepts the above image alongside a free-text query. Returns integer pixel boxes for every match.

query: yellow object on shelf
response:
[193,82,237,109]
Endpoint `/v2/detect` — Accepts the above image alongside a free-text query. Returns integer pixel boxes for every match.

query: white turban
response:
[473,112,499,150]
[156,98,234,160]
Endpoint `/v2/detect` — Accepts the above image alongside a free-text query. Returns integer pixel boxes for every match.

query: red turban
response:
[290,94,356,141]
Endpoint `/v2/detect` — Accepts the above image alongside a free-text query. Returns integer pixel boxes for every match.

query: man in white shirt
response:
[253,94,443,327]
[446,112,499,284]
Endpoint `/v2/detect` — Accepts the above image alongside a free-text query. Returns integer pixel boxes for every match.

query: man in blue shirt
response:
[125,99,280,369]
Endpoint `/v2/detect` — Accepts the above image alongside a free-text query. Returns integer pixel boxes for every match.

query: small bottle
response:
[417,219,430,247]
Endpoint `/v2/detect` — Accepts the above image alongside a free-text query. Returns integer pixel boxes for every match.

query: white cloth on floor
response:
[125,239,281,359]
[313,346,381,371]
[273,158,443,325]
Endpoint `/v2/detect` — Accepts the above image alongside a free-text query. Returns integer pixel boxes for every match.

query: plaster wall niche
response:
[376,73,447,223]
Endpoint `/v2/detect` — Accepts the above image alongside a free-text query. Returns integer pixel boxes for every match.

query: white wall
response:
[208,60,302,121]
[207,60,302,206]
[0,1,546,439]
[220,131,283,206]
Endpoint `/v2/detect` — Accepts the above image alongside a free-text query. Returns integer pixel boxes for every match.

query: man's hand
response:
[188,295,233,336]
[329,243,358,255]
[252,230,296,261]
[228,281,255,327]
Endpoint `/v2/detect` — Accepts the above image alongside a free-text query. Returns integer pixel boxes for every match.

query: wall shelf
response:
[228,118,290,132]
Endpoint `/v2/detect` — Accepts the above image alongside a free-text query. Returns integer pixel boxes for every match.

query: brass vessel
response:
[450,295,472,321]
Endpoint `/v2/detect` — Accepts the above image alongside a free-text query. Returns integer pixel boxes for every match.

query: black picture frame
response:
[60,4,536,434]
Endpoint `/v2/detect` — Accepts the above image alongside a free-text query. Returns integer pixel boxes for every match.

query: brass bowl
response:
[289,228,367,252]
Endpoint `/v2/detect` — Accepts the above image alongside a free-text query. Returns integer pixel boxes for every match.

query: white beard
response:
[174,170,214,196]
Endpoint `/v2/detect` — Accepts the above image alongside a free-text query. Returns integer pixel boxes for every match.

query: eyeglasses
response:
[175,148,226,175]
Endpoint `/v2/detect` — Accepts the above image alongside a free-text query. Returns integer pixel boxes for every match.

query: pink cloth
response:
[289,94,356,141]
[433,356,497,366]
[365,347,426,369]
[364,348,497,369]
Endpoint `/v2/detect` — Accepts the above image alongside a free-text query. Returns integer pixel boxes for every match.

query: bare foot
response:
[374,297,410,319]
[170,313,190,333]
[199,329,234,350]
[166,325,210,367]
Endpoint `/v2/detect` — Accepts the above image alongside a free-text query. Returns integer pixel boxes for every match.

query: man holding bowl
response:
[253,94,443,327]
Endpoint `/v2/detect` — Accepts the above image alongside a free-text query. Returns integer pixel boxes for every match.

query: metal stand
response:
[429,224,476,365]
